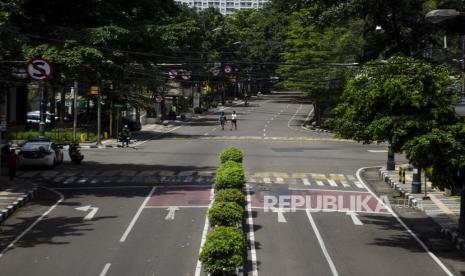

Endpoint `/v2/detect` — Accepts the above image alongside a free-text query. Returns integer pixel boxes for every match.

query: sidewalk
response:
[0,176,38,224]
[379,166,463,249]
[79,99,246,148]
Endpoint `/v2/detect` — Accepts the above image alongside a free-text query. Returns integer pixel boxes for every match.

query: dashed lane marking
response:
[302,178,311,186]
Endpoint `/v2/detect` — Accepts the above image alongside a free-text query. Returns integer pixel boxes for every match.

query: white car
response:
[18,140,64,168]
[27,111,52,124]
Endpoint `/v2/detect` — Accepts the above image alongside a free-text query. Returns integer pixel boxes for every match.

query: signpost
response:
[25,58,53,139]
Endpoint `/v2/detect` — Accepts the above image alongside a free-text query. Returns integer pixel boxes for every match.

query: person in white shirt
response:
[230,110,237,130]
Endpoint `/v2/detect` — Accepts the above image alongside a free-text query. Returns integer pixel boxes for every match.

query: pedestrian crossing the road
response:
[19,169,364,189]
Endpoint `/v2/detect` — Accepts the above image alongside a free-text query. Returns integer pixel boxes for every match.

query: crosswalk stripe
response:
[159,170,175,176]
[346,175,356,181]
[64,177,77,184]
[316,180,324,186]
[327,179,338,187]
[311,173,327,180]
[302,178,311,186]
[276,177,284,184]
[341,180,350,187]
[77,178,88,183]
[263,178,272,184]
[329,174,346,180]
[354,181,364,188]
[178,171,195,177]
[137,170,156,176]
[53,177,64,182]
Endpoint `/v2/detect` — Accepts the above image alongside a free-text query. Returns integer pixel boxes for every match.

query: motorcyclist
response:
[120,125,131,147]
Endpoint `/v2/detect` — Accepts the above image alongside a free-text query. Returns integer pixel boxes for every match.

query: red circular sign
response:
[25,58,53,80]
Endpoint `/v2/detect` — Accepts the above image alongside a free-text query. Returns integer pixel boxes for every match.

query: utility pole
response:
[96,87,102,147]
[72,81,78,143]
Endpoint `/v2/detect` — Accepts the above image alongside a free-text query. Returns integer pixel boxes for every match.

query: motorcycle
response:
[69,143,84,164]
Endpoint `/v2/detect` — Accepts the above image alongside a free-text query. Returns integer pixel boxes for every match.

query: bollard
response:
[104,131,108,140]
[80,133,87,142]
[399,167,403,182]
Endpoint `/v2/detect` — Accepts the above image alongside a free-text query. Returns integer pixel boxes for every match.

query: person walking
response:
[6,149,19,181]
[230,110,237,130]
[120,125,131,147]
[219,112,227,131]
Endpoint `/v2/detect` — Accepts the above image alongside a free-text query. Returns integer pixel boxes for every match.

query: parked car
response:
[26,111,52,125]
[18,139,64,168]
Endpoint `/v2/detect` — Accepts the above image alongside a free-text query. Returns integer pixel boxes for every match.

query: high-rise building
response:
[175,0,269,16]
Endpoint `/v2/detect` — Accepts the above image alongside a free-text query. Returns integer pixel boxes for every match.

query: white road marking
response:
[134,126,181,147]
[302,178,311,186]
[346,175,356,181]
[99,263,111,276]
[75,205,99,220]
[120,187,156,242]
[341,180,350,188]
[354,181,364,189]
[288,104,303,130]
[346,211,363,225]
[0,187,64,258]
[165,206,180,220]
[356,167,453,276]
[194,188,214,276]
[327,179,338,187]
[306,210,339,276]
[276,177,284,184]
[368,150,388,153]
[273,208,287,223]
[263,177,272,184]
[316,180,324,186]
[246,185,259,276]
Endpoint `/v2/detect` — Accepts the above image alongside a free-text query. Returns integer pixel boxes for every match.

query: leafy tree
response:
[331,55,459,165]
[278,6,364,124]
[403,122,465,232]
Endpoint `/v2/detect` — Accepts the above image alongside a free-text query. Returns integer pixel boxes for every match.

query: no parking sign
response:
[25,58,53,81]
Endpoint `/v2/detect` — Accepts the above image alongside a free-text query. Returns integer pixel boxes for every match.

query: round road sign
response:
[25,58,53,81]
[224,66,232,73]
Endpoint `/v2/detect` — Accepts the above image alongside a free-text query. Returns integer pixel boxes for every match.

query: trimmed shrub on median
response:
[215,164,245,190]
[208,201,244,227]
[199,227,247,275]
[216,160,242,176]
[215,188,245,206]
[220,147,243,164]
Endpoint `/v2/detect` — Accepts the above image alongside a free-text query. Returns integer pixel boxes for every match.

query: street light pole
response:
[38,81,46,139]
[72,81,78,143]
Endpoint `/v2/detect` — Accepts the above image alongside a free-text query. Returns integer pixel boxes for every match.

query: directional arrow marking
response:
[75,205,99,220]
[165,206,180,220]
[347,211,363,226]
[272,208,287,223]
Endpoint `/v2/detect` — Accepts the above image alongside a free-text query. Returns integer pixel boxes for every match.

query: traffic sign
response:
[25,58,53,81]
[90,86,100,95]
[212,68,220,76]
[224,66,232,73]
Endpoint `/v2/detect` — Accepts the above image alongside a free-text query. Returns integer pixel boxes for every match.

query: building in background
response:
[175,0,269,16]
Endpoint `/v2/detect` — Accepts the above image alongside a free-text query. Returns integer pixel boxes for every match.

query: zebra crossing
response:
[18,169,364,189]
[247,172,365,189]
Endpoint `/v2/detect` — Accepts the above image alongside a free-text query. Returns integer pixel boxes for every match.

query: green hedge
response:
[208,202,244,227]
[220,147,243,164]
[216,160,242,176]
[199,227,247,275]
[215,164,245,190]
[215,189,245,206]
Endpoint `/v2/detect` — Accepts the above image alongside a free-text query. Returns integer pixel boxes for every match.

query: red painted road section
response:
[146,186,212,207]
[250,189,390,213]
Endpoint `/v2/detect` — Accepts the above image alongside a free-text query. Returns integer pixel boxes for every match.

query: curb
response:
[379,169,421,209]
[378,168,465,251]
[0,184,38,224]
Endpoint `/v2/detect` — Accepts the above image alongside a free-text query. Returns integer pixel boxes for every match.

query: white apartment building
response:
[175,0,269,16]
